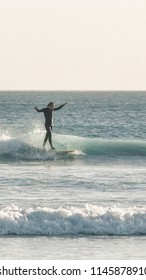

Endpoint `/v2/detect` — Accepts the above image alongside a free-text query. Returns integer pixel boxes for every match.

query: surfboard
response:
[52,150,75,155]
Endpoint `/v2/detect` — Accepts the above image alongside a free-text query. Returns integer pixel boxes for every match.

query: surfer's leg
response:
[47,126,55,149]
[43,132,48,147]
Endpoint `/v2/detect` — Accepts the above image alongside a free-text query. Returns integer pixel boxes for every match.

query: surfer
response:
[35,102,67,149]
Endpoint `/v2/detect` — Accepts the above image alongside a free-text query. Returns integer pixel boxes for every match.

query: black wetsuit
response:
[40,104,65,129]
[36,104,66,148]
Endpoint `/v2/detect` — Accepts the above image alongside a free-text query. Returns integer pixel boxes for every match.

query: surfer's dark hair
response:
[47,102,54,107]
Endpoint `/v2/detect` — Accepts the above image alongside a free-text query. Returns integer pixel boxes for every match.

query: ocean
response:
[0,91,146,260]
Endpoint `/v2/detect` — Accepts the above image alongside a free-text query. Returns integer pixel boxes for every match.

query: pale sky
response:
[0,0,146,91]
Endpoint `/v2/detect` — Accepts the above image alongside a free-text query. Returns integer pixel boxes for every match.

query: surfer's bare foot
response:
[51,146,55,150]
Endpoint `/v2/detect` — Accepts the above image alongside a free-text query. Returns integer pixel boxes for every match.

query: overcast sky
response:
[0,0,146,91]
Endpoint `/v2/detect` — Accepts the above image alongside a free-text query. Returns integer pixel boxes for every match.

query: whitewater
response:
[0,91,146,259]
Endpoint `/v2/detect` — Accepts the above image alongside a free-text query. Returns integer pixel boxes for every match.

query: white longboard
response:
[51,150,75,155]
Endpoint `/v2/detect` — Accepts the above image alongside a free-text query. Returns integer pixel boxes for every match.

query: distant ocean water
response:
[0,91,146,259]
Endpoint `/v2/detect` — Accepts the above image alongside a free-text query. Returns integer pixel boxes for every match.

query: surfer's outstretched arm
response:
[54,102,67,111]
[35,107,43,112]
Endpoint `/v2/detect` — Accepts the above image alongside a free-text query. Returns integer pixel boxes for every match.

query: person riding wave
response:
[35,102,67,149]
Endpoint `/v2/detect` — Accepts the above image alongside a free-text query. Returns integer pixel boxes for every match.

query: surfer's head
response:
[47,102,55,109]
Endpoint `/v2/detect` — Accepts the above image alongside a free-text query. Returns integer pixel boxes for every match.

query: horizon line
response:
[0,89,146,93]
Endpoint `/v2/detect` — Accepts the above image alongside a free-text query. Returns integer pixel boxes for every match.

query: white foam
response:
[0,204,146,236]
[0,135,24,153]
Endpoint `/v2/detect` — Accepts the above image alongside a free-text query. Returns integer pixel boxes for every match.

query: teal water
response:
[0,91,146,259]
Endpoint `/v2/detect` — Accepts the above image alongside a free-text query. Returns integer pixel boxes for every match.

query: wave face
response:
[0,204,146,236]
[1,133,146,162]
[53,134,146,156]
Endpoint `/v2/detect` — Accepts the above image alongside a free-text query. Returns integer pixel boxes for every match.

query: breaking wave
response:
[0,133,146,162]
[0,204,146,236]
